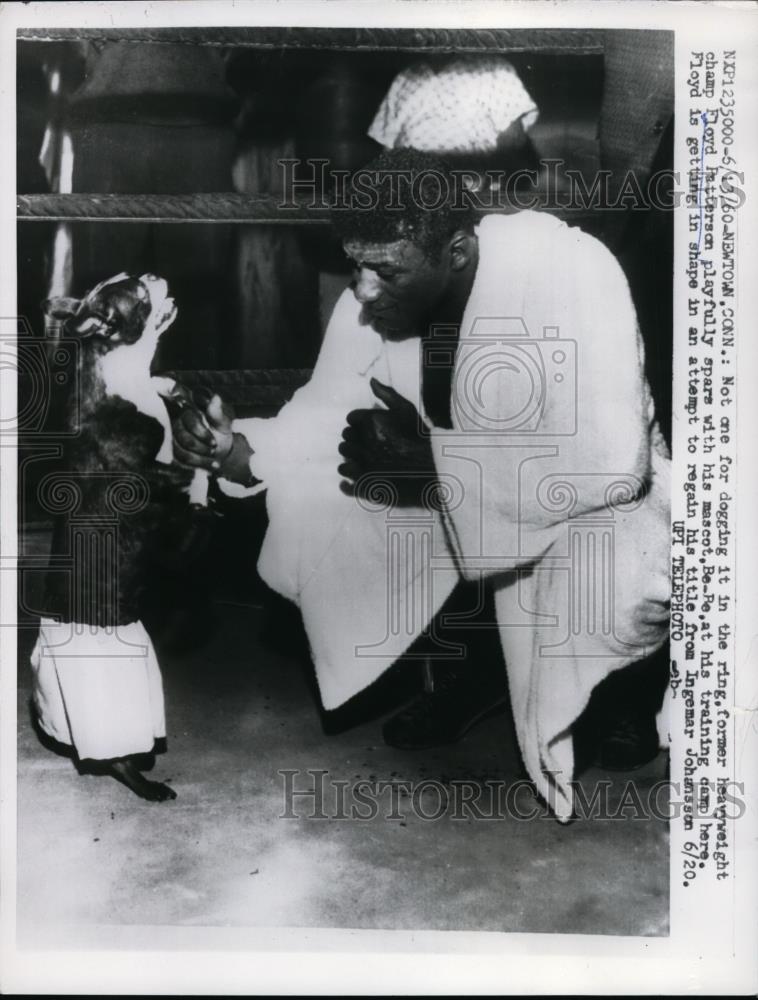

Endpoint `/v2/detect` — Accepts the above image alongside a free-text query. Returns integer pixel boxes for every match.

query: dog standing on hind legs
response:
[31,272,210,801]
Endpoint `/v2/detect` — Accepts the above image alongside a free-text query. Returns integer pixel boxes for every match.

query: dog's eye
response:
[102,309,120,331]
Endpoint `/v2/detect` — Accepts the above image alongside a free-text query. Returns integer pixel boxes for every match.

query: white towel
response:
[368,57,539,154]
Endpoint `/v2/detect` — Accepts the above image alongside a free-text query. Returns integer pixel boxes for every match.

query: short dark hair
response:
[331,148,476,260]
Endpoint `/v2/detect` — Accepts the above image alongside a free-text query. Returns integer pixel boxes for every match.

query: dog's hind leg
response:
[108,757,177,802]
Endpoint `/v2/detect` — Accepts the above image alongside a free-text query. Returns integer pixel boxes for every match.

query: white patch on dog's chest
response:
[98,343,174,464]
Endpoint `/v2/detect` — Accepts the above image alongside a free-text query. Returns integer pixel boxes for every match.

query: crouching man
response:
[174,149,671,821]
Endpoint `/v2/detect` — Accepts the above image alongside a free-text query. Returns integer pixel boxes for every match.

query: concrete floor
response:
[16,598,669,942]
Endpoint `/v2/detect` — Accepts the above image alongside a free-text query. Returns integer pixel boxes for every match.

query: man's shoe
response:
[596,714,660,771]
[382,666,508,750]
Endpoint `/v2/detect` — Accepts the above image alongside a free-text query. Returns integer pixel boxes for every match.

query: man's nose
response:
[353,268,382,305]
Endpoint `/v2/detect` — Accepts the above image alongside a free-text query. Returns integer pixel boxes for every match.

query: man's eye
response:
[376,270,396,281]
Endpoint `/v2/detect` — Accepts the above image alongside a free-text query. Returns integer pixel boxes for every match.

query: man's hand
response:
[173,393,234,471]
[170,393,256,491]
[338,378,436,506]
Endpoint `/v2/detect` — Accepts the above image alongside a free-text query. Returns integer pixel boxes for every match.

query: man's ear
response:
[449,231,475,272]
[43,296,80,320]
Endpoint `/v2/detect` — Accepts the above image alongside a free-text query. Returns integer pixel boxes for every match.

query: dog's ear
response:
[43,296,81,320]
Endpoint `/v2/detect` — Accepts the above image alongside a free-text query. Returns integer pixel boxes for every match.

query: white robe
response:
[231,211,671,820]
[30,618,166,761]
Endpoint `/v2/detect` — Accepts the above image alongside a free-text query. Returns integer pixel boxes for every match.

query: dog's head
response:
[44,273,177,348]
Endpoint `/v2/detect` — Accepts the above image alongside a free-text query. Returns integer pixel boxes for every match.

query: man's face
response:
[343,237,451,338]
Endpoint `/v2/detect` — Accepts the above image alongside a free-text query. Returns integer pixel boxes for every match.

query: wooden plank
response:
[163,368,313,409]
[17,193,603,232]
[17,26,604,54]
[16,193,331,224]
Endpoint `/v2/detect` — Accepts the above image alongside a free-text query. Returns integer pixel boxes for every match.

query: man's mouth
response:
[366,306,401,329]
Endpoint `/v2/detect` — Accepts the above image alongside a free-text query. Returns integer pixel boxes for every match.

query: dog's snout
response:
[139,273,169,303]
